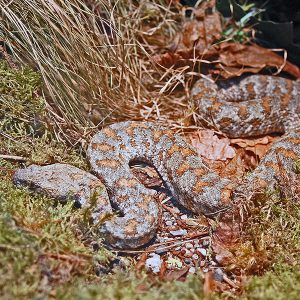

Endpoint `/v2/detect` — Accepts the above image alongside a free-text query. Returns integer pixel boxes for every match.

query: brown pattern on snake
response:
[192,75,300,138]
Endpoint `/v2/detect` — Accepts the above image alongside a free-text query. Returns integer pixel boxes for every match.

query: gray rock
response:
[185,242,193,249]
[170,229,187,237]
[145,254,162,273]
[214,268,224,282]
[198,248,207,256]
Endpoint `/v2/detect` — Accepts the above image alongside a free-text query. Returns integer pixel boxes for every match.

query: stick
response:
[0,154,27,161]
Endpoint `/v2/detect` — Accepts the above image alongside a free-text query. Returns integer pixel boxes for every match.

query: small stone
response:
[175,246,181,251]
[189,266,196,274]
[203,268,208,273]
[180,214,188,220]
[156,236,166,243]
[170,229,187,237]
[198,248,207,256]
[184,250,192,258]
[165,220,173,226]
[145,254,162,273]
[155,247,167,255]
[166,257,183,269]
[185,243,193,249]
[172,207,180,214]
[214,268,224,282]
[202,240,209,246]
[184,258,192,264]
[192,254,199,260]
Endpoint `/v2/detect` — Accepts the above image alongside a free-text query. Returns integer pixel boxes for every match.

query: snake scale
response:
[14,75,300,249]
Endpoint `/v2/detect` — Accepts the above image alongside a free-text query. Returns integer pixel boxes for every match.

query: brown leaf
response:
[220,149,246,179]
[203,271,216,299]
[217,43,300,79]
[164,266,189,281]
[212,241,235,267]
[159,261,168,279]
[188,130,236,161]
[135,253,148,271]
[231,136,276,160]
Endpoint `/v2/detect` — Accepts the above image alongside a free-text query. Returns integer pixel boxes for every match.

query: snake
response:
[13,75,300,249]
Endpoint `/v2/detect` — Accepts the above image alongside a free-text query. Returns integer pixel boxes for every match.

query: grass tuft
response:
[0,0,180,132]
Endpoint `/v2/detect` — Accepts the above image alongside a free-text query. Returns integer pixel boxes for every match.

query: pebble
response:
[170,229,187,237]
[184,258,192,264]
[155,247,168,255]
[198,248,207,256]
[189,267,196,274]
[184,250,193,258]
[172,207,180,214]
[180,214,188,220]
[165,220,173,226]
[192,254,199,260]
[185,243,193,249]
[214,268,224,282]
[202,240,210,246]
[145,254,162,273]
[166,257,183,269]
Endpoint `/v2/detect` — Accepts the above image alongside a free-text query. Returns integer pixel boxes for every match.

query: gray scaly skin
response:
[87,121,231,248]
[13,75,300,249]
[13,164,112,218]
[192,75,300,138]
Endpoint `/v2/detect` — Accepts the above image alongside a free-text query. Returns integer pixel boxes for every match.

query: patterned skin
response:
[87,122,232,248]
[233,131,300,202]
[192,75,300,138]
[13,75,300,249]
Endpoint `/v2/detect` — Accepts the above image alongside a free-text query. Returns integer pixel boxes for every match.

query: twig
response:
[223,274,239,289]
[0,154,27,161]
[112,235,210,254]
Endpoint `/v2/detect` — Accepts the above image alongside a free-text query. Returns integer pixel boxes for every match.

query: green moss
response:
[0,61,44,133]
[56,272,205,300]
[240,265,300,300]
[0,179,94,299]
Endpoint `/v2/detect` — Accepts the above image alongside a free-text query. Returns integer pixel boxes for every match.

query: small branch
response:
[0,154,27,161]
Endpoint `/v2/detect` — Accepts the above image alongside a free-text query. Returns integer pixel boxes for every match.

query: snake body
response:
[13,75,300,249]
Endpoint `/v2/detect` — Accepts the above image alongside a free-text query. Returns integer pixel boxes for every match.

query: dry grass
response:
[0,0,191,141]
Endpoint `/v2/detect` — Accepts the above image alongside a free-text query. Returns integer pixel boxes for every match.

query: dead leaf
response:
[216,43,300,79]
[231,135,276,166]
[153,7,300,79]
[188,129,236,161]
[135,252,148,271]
[203,271,216,299]
[164,266,189,281]
[212,241,235,267]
